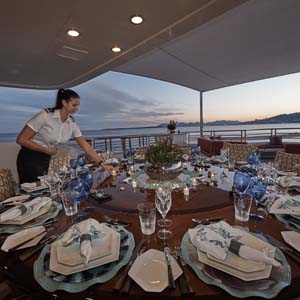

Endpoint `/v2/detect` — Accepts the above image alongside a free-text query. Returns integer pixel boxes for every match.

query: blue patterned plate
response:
[0,201,62,234]
[181,229,291,298]
[34,226,134,292]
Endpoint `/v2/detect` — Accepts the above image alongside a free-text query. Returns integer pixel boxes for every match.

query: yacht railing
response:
[68,126,300,155]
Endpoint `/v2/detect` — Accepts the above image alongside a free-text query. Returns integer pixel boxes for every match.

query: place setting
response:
[0,196,62,234]
[180,220,291,298]
[34,218,134,293]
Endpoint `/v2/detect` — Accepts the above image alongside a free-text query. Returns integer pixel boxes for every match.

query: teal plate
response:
[181,229,291,298]
[34,226,134,293]
[0,201,62,234]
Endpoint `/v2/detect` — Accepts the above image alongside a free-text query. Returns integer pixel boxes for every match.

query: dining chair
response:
[48,156,70,173]
[0,168,16,202]
[223,142,258,161]
[274,151,300,174]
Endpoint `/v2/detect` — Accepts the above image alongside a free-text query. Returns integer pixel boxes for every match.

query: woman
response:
[16,88,114,183]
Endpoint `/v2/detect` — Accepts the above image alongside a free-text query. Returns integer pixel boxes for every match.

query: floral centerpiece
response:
[145,137,183,180]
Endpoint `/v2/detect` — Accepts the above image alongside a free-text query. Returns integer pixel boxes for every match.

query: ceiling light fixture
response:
[67,29,80,37]
[111,46,122,53]
[130,15,143,25]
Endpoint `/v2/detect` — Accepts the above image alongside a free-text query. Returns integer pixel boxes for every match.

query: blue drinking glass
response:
[77,156,86,168]
[249,177,267,220]
[233,171,251,197]
[247,152,260,166]
[70,178,87,221]
[70,158,78,178]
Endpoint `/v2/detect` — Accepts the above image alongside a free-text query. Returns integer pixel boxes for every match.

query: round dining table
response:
[0,170,300,300]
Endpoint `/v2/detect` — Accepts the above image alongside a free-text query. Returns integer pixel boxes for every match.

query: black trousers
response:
[17,147,51,184]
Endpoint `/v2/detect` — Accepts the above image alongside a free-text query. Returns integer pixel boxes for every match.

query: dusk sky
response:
[0,70,300,134]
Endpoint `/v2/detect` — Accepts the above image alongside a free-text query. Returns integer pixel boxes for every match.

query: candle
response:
[132,180,137,188]
[111,169,116,176]
[191,178,197,186]
[183,186,189,196]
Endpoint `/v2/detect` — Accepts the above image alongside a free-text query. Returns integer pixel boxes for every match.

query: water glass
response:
[234,193,253,222]
[137,202,156,235]
[60,192,78,216]
[228,158,235,171]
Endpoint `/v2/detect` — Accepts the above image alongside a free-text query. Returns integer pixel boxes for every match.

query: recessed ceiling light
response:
[111,46,122,53]
[130,15,143,25]
[67,29,80,37]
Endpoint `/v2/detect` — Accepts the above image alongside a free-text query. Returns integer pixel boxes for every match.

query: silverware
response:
[264,233,300,264]
[192,217,224,225]
[18,234,59,261]
[9,230,46,252]
[164,247,175,289]
[104,215,131,227]
[175,246,195,296]
[113,239,145,294]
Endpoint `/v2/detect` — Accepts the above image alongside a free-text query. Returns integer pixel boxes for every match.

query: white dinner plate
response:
[128,249,182,293]
[281,231,300,253]
[1,198,52,225]
[197,229,275,281]
[50,223,120,275]
[56,224,113,267]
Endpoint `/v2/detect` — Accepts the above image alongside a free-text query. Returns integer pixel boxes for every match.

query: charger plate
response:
[181,228,291,298]
[0,201,62,234]
[34,225,134,293]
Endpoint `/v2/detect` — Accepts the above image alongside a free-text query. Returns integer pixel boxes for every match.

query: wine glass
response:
[70,158,78,178]
[70,177,87,221]
[125,147,135,164]
[233,171,251,197]
[57,165,68,193]
[155,186,173,239]
[44,170,59,198]
[249,177,267,220]
[80,172,94,212]
[77,156,86,174]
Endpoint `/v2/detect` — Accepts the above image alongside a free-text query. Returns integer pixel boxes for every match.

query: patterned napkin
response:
[188,221,242,260]
[61,218,107,266]
[269,196,300,216]
[0,197,51,222]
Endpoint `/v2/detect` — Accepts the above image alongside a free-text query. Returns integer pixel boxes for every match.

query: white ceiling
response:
[2,0,300,92]
[0,0,246,89]
[116,0,300,91]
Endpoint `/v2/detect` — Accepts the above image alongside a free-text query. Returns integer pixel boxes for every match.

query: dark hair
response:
[53,88,80,109]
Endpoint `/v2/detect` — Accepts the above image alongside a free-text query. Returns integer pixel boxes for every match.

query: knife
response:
[192,217,224,225]
[113,239,145,294]
[18,234,58,261]
[164,247,176,289]
[264,234,300,264]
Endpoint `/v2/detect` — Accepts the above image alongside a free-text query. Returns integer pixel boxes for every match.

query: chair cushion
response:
[275,151,300,172]
[223,142,258,161]
[48,156,70,172]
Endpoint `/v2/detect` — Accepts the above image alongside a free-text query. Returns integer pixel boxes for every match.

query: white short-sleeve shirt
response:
[26,109,82,147]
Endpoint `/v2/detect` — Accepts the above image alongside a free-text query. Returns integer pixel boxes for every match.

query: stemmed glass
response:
[44,171,59,198]
[249,177,267,220]
[80,172,94,212]
[77,156,86,174]
[155,186,173,239]
[70,158,78,178]
[248,152,260,169]
[125,147,135,164]
[70,177,87,221]
[234,171,251,197]
[57,165,68,193]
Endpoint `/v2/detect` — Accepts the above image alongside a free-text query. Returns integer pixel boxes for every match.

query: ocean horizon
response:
[2,123,300,143]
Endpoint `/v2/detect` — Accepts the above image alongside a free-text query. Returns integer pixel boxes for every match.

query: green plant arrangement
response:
[145,137,183,180]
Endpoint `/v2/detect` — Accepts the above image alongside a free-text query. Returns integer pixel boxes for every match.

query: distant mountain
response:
[158,112,300,127]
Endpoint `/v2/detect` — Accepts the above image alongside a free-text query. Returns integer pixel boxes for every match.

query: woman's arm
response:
[74,136,114,173]
[16,125,57,156]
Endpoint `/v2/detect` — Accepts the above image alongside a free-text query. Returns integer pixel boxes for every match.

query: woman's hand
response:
[101,163,115,174]
[46,146,58,156]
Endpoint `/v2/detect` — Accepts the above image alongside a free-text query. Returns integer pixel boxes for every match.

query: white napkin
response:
[21,182,37,188]
[269,196,300,216]
[281,231,300,252]
[189,221,279,266]
[0,197,51,222]
[188,221,242,261]
[61,218,106,266]
[105,158,119,165]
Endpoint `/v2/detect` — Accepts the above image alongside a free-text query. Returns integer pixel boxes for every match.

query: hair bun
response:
[58,88,65,95]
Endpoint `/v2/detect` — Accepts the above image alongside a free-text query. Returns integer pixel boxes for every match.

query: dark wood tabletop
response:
[0,171,299,300]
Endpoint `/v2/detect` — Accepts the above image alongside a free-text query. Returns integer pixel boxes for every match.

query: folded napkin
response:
[21,182,37,189]
[104,158,119,165]
[0,197,51,222]
[189,221,279,266]
[61,218,106,266]
[269,196,300,216]
[189,221,242,261]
